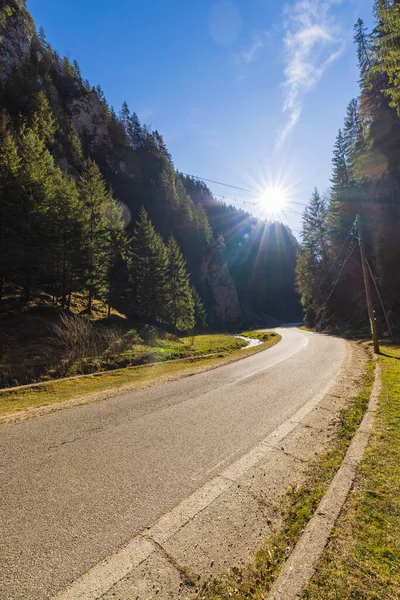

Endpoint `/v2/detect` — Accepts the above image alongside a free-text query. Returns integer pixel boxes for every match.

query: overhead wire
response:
[316,219,358,292]
[180,172,308,207]
[316,236,358,321]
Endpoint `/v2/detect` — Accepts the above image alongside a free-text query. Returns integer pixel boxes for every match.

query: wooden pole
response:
[356,215,380,353]
[366,258,394,341]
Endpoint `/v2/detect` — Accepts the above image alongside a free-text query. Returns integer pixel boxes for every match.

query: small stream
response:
[234,335,263,349]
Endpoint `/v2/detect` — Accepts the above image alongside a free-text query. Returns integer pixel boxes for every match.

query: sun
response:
[261,185,288,214]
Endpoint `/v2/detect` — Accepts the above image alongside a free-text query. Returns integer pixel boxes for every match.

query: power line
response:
[317,239,358,321]
[180,172,308,207]
[316,220,358,292]
[181,172,256,194]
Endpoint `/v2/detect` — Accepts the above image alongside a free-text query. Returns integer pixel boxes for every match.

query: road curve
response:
[0,328,345,599]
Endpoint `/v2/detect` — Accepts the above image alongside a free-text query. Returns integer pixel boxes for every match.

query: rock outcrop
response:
[200,256,241,324]
[70,91,110,152]
[0,1,33,89]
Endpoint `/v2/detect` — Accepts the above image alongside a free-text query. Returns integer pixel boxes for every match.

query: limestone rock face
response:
[70,91,111,151]
[200,256,241,324]
[0,2,32,89]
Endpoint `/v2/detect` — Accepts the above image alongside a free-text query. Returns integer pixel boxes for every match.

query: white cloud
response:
[233,32,270,82]
[277,0,345,146]
[240,35,268,65]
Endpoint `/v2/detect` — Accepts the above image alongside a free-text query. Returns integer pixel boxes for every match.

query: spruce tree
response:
[128,112,143,149]
[0,127,21,299]
[331,129,349,191]
[354,18,373,79]
[165,236,195,333]
[32,92,57,145]
[192,287,207,329]
[129,208,168,323]
[296,189,329,326]
[79,160,116,313]
[375,0,400,115]
[343,98,365,172]
[18,123,58,299]
[102,197,126,317]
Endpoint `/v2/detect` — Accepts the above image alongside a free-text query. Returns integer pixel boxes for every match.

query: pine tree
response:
[129,208,168,323]
[48,169,82,305]
[343,98,366,172]
[72,59,82,81]
[79,160,116,313]
[165,236,195,333]
[102,197,126,317]
[32,91,57,145]
[65,123,83,165]
[0,126,21,299]
[127,112,143,148]
[296,189,329,326]
[331,129,349,191]
[354,18,373,79]
[119,101,130,130]
[192,287,207,329]
[18,123,59,299]
[375,0,400,115]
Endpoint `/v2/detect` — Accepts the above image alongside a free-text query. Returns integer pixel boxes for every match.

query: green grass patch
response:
[0,333,281,418]
[238,331,277,342]
[302,345,400,600]
[197,356,375,600]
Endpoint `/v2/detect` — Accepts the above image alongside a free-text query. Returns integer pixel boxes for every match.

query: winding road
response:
[0,327,346,599]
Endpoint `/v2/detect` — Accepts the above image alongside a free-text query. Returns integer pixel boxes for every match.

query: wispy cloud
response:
[233,32,270,81]
[240,35,269,65]
[278,0,345,146]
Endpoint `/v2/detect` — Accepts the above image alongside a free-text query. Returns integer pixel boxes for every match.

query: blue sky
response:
[27,0,374,234]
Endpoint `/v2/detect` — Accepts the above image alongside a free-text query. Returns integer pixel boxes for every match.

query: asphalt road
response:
[0,327,345,599]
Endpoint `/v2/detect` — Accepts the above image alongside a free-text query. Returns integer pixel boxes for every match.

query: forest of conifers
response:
[0,0,399,338]
[297,2,400,335]
[0,0,300,332]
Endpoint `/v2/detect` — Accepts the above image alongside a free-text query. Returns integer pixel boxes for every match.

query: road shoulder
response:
[54,339,369,600]
[0,333,281,425]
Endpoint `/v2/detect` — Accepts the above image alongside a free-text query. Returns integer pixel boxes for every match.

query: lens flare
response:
[261,185,288,214]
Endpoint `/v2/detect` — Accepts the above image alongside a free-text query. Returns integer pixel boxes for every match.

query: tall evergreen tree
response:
[331,129,349,191]
[0,125,21,299]
[343,98,366,172]
[165,236,195,333]
[78,159,117,313]
[129,208,168,323]
[17,123,59,299]
[375,0,400,115]
[296,189,330,326]
[32,91,57,144]
[192,287,207,329]
[354,18,373,78]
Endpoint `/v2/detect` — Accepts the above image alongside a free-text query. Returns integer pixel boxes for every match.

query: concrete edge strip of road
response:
[266,356,381,600]
[54,339,351,600]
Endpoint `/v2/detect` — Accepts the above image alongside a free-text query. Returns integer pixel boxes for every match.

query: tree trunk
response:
[107,277,112,319]
[88,287,93,314]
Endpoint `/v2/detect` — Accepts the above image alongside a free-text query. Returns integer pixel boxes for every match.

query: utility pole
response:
[366,258,394,342]
[356,214,380,354]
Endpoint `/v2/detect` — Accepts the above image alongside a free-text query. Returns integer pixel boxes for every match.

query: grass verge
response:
[0,332,281,419]
[196,354,375,599]
[302,344,400,600]
[238,331,278,343]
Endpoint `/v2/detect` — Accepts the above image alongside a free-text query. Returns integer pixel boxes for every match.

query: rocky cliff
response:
[0,0,32,89]
[0,0,246,326]
[200,255,241,324]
